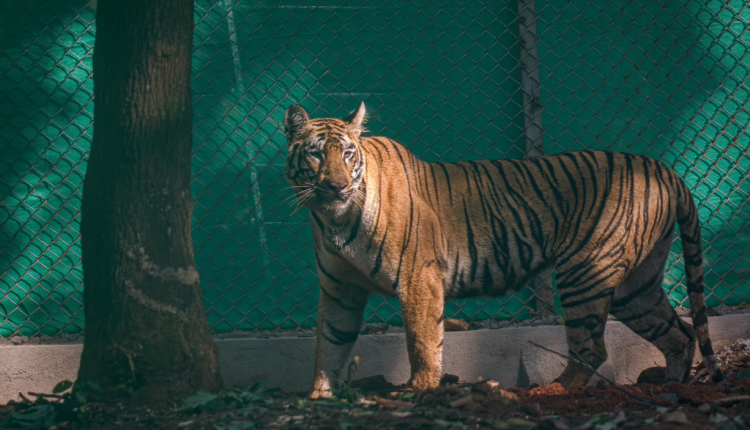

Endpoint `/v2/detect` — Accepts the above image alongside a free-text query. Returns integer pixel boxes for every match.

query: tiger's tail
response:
[676,179,724,384]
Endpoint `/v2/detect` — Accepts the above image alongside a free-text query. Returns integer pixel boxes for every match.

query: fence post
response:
[517,0,555,317]
[220,0,270,267]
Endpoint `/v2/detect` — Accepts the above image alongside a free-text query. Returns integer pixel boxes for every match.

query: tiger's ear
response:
[345,102,367,138]
[284,105,310,141]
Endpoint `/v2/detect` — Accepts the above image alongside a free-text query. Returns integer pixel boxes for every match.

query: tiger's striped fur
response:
[284,103,724,399]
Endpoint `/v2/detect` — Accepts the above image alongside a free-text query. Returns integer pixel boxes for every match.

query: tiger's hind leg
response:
[554,300,612,388]
[610,236,696,384]
[553,265,625,388]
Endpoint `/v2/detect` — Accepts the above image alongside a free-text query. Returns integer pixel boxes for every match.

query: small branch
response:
[527,341,650,404]
[372,396,414,409]
[28,392,66,399]
[712,395,750,406]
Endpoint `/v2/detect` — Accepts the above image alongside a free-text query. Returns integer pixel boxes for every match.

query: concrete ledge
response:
[1,314,748,402]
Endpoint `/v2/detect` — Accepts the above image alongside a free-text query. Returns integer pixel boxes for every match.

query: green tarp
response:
[1,0,748,337]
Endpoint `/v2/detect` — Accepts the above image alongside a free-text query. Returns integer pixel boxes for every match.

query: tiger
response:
[283,102,724,399]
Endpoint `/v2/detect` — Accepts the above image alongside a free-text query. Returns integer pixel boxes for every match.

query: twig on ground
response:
[527,341,650,405]
[712,395,750,406]
[449,394,476,408]
[27,392,66,399]
[372,396,414,409]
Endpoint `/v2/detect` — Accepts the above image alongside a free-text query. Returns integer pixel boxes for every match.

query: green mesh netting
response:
[0,0,748,337]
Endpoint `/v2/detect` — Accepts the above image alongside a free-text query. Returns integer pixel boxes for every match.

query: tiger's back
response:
[427,151,680,299]
[283,104,724,399]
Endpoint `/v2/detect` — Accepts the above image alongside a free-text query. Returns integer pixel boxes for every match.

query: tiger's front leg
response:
[310,279,369,399]
[400,262,446,390]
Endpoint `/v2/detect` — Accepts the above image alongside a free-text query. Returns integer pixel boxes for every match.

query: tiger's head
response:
[284,103,367,213]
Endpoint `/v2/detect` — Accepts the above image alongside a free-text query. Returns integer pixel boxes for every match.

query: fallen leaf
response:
[249,376,267,393]
[611,410,627,424]
[444,318,470,331]
[472,381,518,400]
[184,391,224,412]
[593,422,617,430]
[449,394,477,408]
[660,410,689,424]
[473,380,501,394]
[712,395,750,405]
[5,404,56,430]
[583,412,613,427]
[497,389,519,401]
[53,380,73,394]
[490,418,537,429]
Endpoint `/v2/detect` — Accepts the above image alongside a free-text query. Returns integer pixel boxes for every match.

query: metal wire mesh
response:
[1,0,749,338]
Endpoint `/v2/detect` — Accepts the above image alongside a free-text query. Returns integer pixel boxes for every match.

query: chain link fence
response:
[1,0,749,338]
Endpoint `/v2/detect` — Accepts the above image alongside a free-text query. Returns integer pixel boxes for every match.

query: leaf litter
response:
[3,340,750,429]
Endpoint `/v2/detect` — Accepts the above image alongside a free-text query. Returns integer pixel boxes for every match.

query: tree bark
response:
[78,0,221,405]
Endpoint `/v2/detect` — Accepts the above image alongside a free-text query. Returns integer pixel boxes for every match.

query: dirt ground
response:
[3,339,750,430]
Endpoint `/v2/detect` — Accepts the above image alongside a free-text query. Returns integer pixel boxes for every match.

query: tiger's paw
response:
[554,360,596,389]
[308,389,334,400]
[553,371,592,389]
[407,373,441,391]
[309,370,334,400]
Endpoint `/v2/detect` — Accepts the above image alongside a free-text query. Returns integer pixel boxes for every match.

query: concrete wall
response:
[1,315,748,402]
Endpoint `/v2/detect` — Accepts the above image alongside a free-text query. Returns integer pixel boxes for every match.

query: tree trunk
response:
[78,0,221,405]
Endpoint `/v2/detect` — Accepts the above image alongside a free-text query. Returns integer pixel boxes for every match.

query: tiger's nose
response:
[328,181,349,191]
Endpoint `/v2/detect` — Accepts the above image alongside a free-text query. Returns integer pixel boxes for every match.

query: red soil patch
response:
[508,382,732,415]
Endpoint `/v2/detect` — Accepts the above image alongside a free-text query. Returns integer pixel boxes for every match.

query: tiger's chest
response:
[313,214,399,296]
